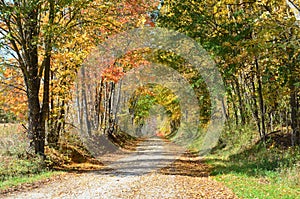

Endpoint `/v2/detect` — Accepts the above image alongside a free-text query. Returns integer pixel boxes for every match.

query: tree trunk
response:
[255,57,266,142]
[228,84,239,126]
[81,66,92,135]
[95,78,104,130]
[27,79,44,155]
[234,78,246,125]
[290,85,299,145]
[44,0,55,147]
[250,75,261,137]
[106,82,115,136]
[286,47,299,145]
[76,83,83,132]
[24,3,45,155]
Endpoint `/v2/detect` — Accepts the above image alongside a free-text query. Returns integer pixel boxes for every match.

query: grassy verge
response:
[207,151,300,199]
[214,173,299,199]
[204,124,300,199]
[0,171,63,191]
[0,124,62,192]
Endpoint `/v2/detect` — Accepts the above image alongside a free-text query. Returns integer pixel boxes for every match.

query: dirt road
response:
[3,138,237,199]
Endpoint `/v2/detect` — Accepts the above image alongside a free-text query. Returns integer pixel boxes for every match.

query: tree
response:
[0,0,160,154]
[0,0,96,155]
[158,0,300,145]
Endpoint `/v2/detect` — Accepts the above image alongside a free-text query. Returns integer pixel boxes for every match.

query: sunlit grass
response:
[207,124,300,199]
[0,123,57,191]
[0,171,63,191]
[214,173,300,199]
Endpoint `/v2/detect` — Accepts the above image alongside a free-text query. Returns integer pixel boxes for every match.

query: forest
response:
[0,0,299,198]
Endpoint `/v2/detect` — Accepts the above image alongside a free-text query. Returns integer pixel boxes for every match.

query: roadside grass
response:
[214,173,300,199]
[207,148,300,199]
[0,124,60,191]
[0,171,63,191]
[204,124,300,199]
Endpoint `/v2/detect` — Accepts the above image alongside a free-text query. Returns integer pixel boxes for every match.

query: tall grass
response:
[0,124,46,182]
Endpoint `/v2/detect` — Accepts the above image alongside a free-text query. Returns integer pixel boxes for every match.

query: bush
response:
[0,156,45,181]
[0,124,47,182]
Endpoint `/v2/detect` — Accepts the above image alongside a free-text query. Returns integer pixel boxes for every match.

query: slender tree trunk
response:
[114,79,122,124]
[255,57,266,142]
[228,84,239,126]
[76,83,83,131]
[107,82,115,136]
[269,112,274,132]
[286,47,299,145]
[103,82,108,132]
[95,78,104,130]
[221,97,229,121]
[250,76,261,137]
[234,78,245,125]
[81,67,91,135]
[290,85,299,145]
[44,0,56,148]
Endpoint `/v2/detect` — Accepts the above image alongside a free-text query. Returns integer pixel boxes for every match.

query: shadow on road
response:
[66,137,212,178]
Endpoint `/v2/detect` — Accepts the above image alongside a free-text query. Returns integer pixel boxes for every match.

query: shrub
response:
[0,124,46,182]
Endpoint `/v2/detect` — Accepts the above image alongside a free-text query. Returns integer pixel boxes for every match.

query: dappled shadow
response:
[82,133,138,157]
[54,137,214,178]
[98,138,185,176]
[159,155,211,177]
[209,135,299,177]
[61,155,212,178]
[58,138,213,178]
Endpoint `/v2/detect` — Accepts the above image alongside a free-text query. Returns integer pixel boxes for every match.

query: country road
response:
[2,138,237,199]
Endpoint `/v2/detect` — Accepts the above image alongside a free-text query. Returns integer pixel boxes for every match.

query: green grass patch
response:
[214,173,300,199]
[206,124,300,199]
[0,155,52,181]
[0,171,63,191]
[0,123,58,191]
[208,148,300,199]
